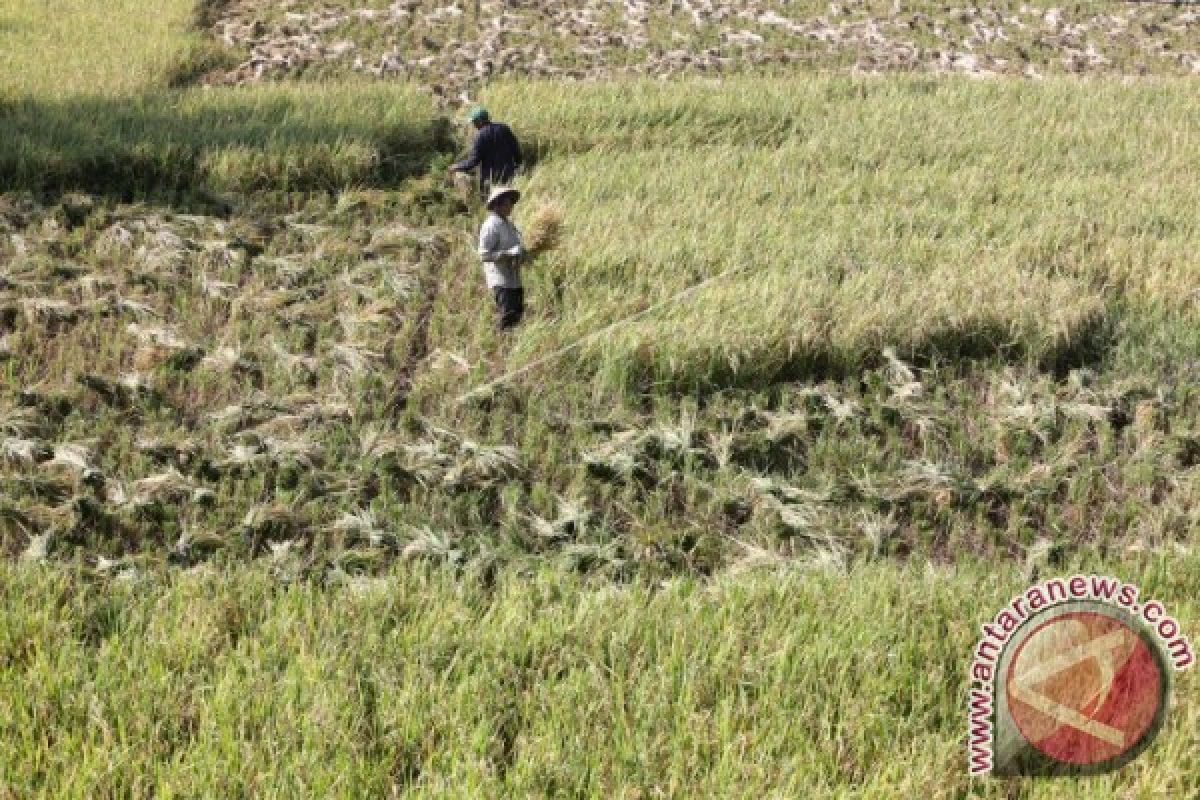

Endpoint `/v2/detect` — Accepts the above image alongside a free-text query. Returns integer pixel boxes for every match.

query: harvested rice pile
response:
[204,0,1200,100]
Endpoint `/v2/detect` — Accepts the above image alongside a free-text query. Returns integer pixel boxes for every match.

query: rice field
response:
[491,77,1200,390]
[3,557,1200,797]
[0,85,451,195]
[2,0,1199,796]
[0,0,197,96]
[0,0,448,195]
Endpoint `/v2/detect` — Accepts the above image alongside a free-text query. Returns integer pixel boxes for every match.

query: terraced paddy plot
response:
[489,78,1200,389]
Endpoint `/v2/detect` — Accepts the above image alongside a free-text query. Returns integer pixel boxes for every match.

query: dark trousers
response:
[493,287,524,329]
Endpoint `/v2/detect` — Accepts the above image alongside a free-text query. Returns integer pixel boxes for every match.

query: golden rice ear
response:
[524,204,564,257]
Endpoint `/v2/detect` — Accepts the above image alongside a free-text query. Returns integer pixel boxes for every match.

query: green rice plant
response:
[0,0,197,96]
[0,83,449,195]
[2,557,1199,797]
[487,77,1199,390]
[0,0,449,196]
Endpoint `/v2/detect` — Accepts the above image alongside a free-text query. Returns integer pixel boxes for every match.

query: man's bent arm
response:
[451,133,483,173]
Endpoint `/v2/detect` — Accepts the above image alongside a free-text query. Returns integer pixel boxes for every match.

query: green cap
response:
[468,106,489,124]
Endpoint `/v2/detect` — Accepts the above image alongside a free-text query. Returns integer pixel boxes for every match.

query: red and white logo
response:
[967,576,1192,777]
[1005,610,1165,767]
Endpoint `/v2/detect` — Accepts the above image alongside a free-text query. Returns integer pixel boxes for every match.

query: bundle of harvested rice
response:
[524,204,563,258]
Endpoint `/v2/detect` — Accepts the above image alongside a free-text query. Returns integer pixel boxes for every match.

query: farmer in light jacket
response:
[449,107,522,194]
[478,187,525,330]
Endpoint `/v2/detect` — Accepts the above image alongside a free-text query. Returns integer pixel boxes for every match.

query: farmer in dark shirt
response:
[449,107,522,193]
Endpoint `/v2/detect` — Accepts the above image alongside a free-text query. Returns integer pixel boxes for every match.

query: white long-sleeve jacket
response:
[478,212,524,289]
